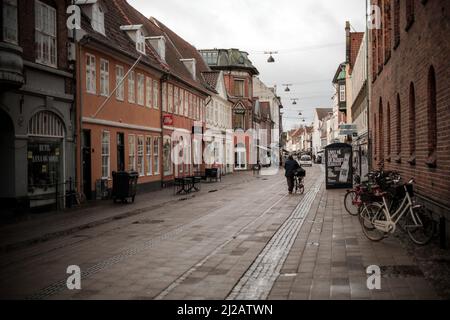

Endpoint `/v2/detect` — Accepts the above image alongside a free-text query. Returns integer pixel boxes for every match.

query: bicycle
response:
[294,175,305,194]
[344,168,402,216]
[359,178,435,245]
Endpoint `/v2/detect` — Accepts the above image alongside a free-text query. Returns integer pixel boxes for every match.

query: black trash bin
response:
[112,171,139,204]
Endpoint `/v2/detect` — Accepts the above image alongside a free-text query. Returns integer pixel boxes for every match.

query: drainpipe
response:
[366,0,372,171]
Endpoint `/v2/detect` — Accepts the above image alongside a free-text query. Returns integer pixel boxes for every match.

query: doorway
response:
[117,132,125,172]
[82,129,92,200]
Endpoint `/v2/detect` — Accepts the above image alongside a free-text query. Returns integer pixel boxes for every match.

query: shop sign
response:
[163,115,174,126]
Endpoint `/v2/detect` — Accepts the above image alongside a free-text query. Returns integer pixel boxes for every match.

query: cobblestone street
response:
[0,165,441,300]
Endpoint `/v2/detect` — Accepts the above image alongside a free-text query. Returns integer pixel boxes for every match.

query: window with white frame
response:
[91,3,105,35]
[3,0,18,44]
[153,137,160,174]
[168,84,173,113]
[153,80,159,109]
[162,82,167,111]
[101,131,110,179]
[339,85,346,102]
[128,70,135,103]
[214,102,219,124]
[137,136,144,176]
[189,94,193,118]
[174,87,179,115]
[181,90,185,116]
[35,0,57,67]
[146,77,152,108]
[146,136,152,175]
[137,73,145,106]
[116,65,124,101]
[128,135,136,171]
[100,59,109,97]
[184,92,189,117]
[136,29,146,54]
[86,54,96,94]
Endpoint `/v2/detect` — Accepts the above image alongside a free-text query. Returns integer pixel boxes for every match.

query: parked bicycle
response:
[359,178,435,245]
[344,168,401,216]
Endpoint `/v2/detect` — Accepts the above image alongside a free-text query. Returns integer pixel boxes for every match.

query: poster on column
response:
[325,143,353,189]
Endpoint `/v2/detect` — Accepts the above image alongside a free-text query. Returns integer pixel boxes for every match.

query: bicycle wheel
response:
[406,206,435,245]
[297,183,305,195]
[344,190,360,216]
[359,203,388,241]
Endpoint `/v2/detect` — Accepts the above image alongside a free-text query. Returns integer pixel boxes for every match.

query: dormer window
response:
[91,2,105,35]
[120,25,146,55]
[147,36,166,61]
[136,29,145,54]
[75,0,105,36]
[180,58,196,80]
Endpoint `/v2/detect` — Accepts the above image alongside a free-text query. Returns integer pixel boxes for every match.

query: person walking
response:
[285,155,301,194]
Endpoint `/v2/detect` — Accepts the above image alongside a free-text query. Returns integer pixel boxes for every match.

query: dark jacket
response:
[285,159,300,177]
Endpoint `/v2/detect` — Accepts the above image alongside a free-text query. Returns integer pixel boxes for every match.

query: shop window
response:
[153,137,160,175]
[27,111,65,205]
[163,136,172,176]
[128,135,136,171]
[137,136,144,176]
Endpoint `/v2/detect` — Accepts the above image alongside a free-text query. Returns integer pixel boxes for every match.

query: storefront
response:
[27,111,65,209]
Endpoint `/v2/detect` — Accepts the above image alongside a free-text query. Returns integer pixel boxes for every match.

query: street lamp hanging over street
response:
[283,84,292,92]
[291,98,299,105]
[264,51,278,63]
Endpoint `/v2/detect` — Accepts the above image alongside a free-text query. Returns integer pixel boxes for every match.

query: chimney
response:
[345,21,351,63]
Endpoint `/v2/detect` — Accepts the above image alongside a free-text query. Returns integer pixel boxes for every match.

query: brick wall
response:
[370,0,450,212]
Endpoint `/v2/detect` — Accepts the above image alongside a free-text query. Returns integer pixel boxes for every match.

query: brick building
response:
[0,0,76,211]
[74,0,214,199]
[369,0,450,225]
[199,49,259,171]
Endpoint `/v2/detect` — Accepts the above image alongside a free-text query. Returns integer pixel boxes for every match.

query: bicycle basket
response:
[360,192,382,203]
[387,184,406,200]
[295,168,306,177]
[406,183,414,197]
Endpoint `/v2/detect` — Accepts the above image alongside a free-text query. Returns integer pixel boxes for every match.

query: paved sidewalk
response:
[268,185,440,300]
[0,172,257,252]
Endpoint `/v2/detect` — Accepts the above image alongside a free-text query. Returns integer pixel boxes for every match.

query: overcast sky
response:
[128,0,366,130]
